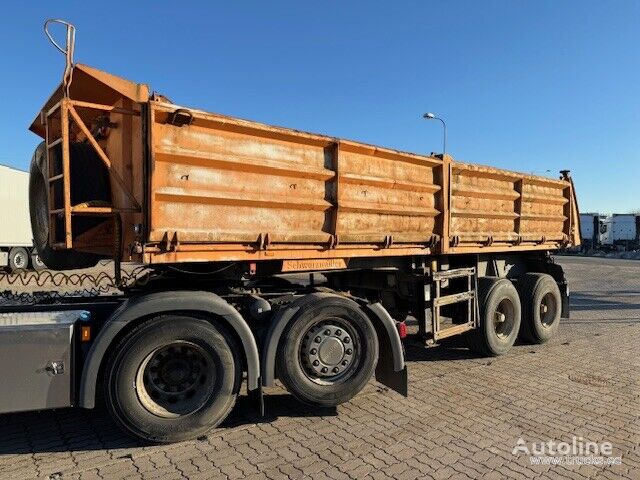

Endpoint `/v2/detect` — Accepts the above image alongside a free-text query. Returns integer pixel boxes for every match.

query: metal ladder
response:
[428,267,478,342]
[43,20,141,249]
[45,101,72,248]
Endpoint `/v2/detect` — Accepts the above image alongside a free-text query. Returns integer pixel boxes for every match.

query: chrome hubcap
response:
[300,321,358,382]
[136,341,215,418]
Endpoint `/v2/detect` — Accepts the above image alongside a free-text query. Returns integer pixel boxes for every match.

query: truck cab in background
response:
[599,214,639,252]
[599,216,612,250]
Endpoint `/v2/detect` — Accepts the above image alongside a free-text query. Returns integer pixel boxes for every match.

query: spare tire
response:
[29,142,108,270]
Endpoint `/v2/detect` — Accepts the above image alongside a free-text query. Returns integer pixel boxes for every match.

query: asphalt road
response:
[0,256,638,479]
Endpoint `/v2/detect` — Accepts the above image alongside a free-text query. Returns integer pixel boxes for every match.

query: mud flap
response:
[376,364,408,397]
[248,383,265,416]
[364,302,408,397]
[560,282,570,319]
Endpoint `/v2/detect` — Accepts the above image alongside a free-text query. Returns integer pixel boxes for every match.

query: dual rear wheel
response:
[469,273,561,356]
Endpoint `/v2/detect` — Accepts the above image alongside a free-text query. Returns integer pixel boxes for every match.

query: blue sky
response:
[1,1,638,213]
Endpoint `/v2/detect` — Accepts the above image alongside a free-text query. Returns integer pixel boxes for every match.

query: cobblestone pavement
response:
[0,256,638,479]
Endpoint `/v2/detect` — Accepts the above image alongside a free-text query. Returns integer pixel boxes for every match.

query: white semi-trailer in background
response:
[599,214,640,251]
[579,213,601,250]
[0,164,44,271]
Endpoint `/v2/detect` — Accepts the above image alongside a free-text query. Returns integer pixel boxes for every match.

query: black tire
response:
[8,247,29,272]
[30,249,46,270]
[516,273,561,344]
[468,277,521,356]
[104,315,241,443]
[28,142,106,270]
[276,294,378,407]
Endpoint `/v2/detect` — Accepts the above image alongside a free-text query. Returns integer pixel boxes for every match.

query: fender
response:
[261,293,407,396]
[363,302,408,397]
[78,290,260,409]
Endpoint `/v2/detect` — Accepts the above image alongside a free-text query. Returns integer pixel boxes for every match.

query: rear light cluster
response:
[396,321,407,339]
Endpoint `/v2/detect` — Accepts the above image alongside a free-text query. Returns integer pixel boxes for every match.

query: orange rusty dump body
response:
[30,64,580,268]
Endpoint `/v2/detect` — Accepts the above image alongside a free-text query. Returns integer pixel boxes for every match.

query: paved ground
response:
[0,256,638,479]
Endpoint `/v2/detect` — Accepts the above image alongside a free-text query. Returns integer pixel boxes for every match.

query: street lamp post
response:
[422,112,447,156]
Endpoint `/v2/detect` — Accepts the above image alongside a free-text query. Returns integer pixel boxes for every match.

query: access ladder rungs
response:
[433,290,475,307]
[428,265,478,343]
[434,323,476,340]
[432,267,476,281]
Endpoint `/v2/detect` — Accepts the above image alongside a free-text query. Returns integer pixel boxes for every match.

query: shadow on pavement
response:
[404,338,479,362]
[0,393,336,455]
[570,292,640,311]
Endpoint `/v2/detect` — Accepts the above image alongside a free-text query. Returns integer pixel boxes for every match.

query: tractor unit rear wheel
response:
[104,315,242,443]
[276,295,378,407]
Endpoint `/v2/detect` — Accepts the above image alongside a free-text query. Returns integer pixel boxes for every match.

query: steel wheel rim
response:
[493,298,516,339]
[300,318,361,385]
[135,341,216,418]
[539,292,558,328]
[13,252,27,269]
[33,254,44,267]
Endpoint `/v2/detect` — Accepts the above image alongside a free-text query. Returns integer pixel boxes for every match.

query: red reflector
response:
[397,321,407,339]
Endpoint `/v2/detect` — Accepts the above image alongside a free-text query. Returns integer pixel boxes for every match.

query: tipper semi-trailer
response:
[0,21,580,443]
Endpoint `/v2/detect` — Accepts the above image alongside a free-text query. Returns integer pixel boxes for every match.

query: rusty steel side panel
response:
[30,63,580,265]
[146,101,441,262]
[336,141,442,245]
[448,162,573,252]
[149,103,334,246]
